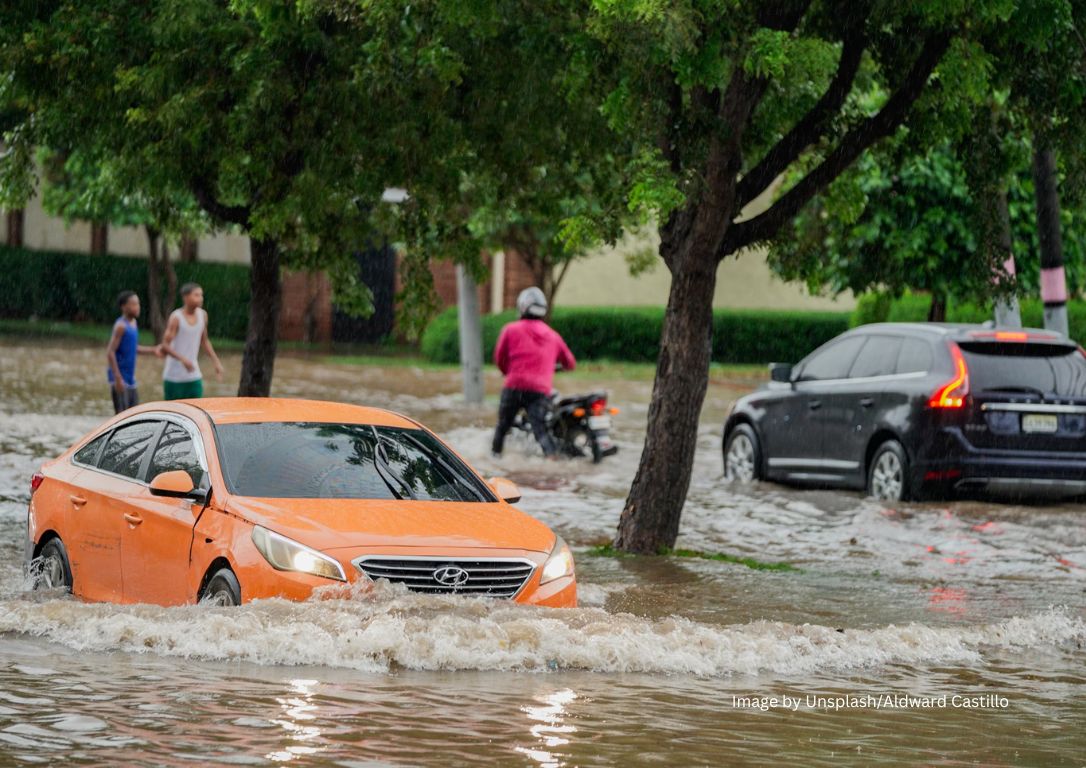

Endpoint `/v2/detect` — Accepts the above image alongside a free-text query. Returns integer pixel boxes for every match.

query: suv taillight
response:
[30,473,44,495]
[929,342,969,409]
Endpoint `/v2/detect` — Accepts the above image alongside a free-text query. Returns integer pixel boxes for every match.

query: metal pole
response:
[456,264,484,404]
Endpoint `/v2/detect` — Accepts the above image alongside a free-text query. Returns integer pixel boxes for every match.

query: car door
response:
[818,334,904,486]
[120,420,208,605]
[70,419,164,602]
[764,335,866,479]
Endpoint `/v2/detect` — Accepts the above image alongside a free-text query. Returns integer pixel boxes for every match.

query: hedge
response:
[850,292,1086,343]
[420,306,852,365]
[0,245,251,339]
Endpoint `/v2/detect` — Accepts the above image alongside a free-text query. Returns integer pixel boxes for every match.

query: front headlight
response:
[251,526,346,582]
[540,535,575,584]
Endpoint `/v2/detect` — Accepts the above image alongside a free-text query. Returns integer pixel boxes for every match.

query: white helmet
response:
[516,286,547,318]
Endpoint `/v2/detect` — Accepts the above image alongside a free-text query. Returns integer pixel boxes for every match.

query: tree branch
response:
[191,176,251,228]
[721,31,951,257]
[736,22,867,208]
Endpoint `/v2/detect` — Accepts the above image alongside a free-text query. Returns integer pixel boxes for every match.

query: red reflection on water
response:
[927,585,969,615]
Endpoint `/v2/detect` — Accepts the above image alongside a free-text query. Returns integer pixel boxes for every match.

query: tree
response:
[39,149,203,340]
[558,1,1011,552]
[0,0,486,395]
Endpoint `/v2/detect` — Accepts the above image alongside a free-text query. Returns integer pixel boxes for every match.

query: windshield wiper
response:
[400,432,483,502]
[369,426,416,500]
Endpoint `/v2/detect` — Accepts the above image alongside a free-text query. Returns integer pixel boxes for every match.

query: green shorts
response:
[164,378,204,401]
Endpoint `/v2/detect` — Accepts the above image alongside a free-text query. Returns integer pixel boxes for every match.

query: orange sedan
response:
[25,398,576,607]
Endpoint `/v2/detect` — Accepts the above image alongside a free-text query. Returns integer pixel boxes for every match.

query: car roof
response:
[852,322,1071,344]
[182,397,421,428]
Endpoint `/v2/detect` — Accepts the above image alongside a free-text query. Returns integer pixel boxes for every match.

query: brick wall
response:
[278,269,332,343]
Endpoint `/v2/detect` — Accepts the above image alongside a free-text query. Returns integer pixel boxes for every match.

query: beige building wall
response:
[554,227,854,311]
[4,193,251,264]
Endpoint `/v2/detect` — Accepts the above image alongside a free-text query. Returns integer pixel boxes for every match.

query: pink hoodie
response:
[494,319,576,394]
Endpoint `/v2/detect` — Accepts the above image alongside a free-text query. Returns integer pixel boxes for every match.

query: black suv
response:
[723,323,1086,500]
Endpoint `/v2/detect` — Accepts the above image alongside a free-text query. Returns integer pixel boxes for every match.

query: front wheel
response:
[724,424,761,483]
[200,567,242,606]
[868,440,910,502]
[35,538,73,592]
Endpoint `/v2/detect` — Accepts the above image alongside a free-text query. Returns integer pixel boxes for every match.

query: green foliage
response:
[420,306,849,365]
[0,246,250,338]
[850,292,1086,343]
[850,293,893,326]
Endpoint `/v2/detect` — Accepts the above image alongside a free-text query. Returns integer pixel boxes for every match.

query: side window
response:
[798,336,866,381]
[73,433,109,467]
[897,338,934,374]
[148,423,205,487]
[849,336,903,379]
[98,421,162,480]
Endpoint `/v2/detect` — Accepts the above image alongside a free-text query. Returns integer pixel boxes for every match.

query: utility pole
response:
[1032,143,1069,337]
[456,264,484,404]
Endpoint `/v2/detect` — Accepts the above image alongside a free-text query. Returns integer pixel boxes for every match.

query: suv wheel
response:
[869,440,909,502]
[724,424,760,483]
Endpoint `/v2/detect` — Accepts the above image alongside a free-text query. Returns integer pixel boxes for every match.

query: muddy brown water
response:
[0,337,1083,766]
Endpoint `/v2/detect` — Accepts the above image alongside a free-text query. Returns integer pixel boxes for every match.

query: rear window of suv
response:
[959,342,1086,397]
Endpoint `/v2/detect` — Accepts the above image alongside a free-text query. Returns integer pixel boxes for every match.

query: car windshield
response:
[216,422,495,501]
[960,342,1086,397]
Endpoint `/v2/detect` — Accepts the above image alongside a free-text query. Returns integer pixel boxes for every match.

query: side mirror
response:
[149,470,205,502]
[488,476,522,504]
[769,362,794,383]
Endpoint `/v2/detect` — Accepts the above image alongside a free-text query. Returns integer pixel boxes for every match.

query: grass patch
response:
[587,543,799,572]
[0,318,246,349]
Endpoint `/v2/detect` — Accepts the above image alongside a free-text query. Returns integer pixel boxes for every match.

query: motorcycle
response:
[512,390,619,463]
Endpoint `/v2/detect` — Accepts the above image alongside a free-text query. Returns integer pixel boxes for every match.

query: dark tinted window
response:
[148,423,205,487]
[897,338,934,374]
[799,336,866,381]
[98,421,161,480]
[961,343,1086,397]
[849,336,903,378]
[73,434,108,467]
[216,422,495,501]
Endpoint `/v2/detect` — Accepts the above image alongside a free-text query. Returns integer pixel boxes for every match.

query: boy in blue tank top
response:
[106,291,162,414]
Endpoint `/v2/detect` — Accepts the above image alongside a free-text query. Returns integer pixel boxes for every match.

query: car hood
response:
[224,496,557,555]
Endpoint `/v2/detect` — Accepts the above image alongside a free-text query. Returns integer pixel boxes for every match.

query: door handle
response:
[69,495,87,507]
[860,398,875,408]
[123,513,143,526]
[808,400,822,411]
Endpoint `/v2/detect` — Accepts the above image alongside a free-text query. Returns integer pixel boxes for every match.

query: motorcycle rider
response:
[492,287,576,458]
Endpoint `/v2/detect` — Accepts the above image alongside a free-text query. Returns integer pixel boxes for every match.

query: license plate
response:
[1022,413,1059,434]
[587,416,611,430]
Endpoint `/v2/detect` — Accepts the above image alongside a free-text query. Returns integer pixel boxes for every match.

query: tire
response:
[724,424,760,483]
[562,426,592,459]
[868,440,910,502]
[200,567,242,606]
[35,538,73,592]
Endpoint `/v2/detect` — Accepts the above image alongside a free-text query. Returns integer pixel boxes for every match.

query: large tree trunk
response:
[146,226,177,342]
[90,222,108,254]
[614,237,717,553]
[927,293,947,322]
[238,237,282,397]
[1032,143,1069,337]
[6,209,25,247]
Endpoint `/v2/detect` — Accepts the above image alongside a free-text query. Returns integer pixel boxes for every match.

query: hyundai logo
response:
[432,565,470,587]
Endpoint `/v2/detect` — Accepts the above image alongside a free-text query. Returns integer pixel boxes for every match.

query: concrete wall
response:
[554,227,854,311]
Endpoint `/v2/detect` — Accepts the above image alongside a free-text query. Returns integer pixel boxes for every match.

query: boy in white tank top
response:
[161,282,224,400]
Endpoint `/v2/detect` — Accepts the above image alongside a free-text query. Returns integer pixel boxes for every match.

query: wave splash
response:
[0,585,1081,676]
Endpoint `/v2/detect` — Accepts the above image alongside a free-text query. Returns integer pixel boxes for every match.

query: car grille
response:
[354,557,535,598]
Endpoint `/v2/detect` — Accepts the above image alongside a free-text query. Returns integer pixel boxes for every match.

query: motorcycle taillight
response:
[590,398,607,416]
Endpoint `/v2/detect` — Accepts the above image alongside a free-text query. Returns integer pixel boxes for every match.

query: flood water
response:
[1,337,1084,766]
